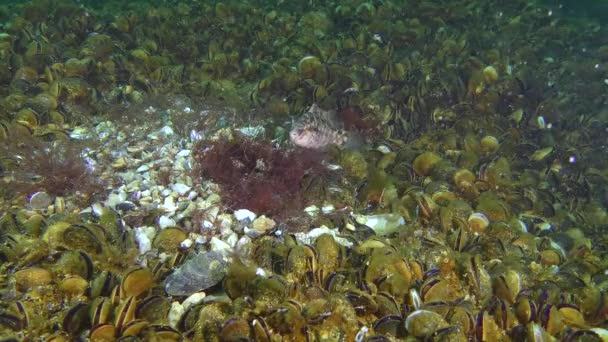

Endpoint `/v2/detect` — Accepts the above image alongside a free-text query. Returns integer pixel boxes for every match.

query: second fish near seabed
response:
[289,103,363,150]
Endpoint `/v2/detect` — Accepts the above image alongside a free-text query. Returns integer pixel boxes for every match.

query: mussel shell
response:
[0,313,22,331]
[121,267,154,298]
[219,317,252,341]
[62,224,103,254]
[89,322,116,341]
[372,315,405,337]
[63,303,91,336]
[136,295,171,324]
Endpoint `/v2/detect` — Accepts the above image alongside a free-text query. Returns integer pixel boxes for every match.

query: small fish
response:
[289,103,361,150]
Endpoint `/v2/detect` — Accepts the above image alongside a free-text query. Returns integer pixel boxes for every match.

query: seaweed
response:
[0,134,107,201]
[192,136,326,218]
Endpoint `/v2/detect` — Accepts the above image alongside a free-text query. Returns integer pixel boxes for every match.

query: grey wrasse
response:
[289,103,360,150]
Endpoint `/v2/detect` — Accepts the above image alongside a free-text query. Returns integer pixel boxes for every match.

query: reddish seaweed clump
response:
[193,137,326,217]
[0,135,106,201]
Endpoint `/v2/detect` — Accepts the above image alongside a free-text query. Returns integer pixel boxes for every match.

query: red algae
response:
[0,135,106,201]
[192,136,326,217]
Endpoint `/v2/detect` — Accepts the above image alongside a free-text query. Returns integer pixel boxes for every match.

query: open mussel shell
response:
[121,267,154,298]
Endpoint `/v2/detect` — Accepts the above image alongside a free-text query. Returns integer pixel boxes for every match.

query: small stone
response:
[134,227,154,255]
[172,183,191,196]
[176,149,191,157]
[209,237,231,253]
[168,301,185,328]
[29,191,53,210]
[180,238,193,249]
[252,215,276,233]
[161,197,177,213]
[136,164,151,172]
[182,292,206,311]
[234,209,256,221]
[111,156,129,169]
[224,232,238,248]
[159,215,176,229]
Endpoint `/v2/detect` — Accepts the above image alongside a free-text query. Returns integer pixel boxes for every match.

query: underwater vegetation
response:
[193,136,326,217]
[0,133,106,201]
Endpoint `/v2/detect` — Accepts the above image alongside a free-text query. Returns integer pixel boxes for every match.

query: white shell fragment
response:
[294,226,354,248]
[354,213,406,236]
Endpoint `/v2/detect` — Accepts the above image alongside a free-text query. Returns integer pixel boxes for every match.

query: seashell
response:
[90,271,119,299]
[405,310,449,338]
[136,295,171,324]
[219,317,252,341]
[29,191,53,210]
[143,324,182,340]
[63,303,90,336]
[412,151,442,176]
[13,267,52,292]
[91,297,113,325]
[121,268,154,298]
[120,319,149,337]
[89,323,116,341]
[468,212,490,233]
[493,270,521,305]
[62,224,104,255]
[373,315,405,337]
[558,304,587,329]
[114,296,137,331]
[60,276,88,298]
[152,227,187,252]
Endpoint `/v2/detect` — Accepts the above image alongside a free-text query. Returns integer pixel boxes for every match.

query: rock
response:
[164,250,230,296]
[234,209,256,221]
[159,215,176,229]
[172,183,191,196]
[168,301,185,329]
[252,215,276,232]
[182,292,206,311]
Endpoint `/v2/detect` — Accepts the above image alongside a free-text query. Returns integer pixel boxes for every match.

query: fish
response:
[289,103,361,150]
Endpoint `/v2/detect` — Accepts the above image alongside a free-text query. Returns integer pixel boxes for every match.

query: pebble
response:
[134,227,153,255]
[161,196,177,213]
[168,301,185,328]
[136,164,151,172]
[176,149,191,157]
[234,209,256,221]
[159,215,176,229]
[182,292,206,311]
[172,183,191,196]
